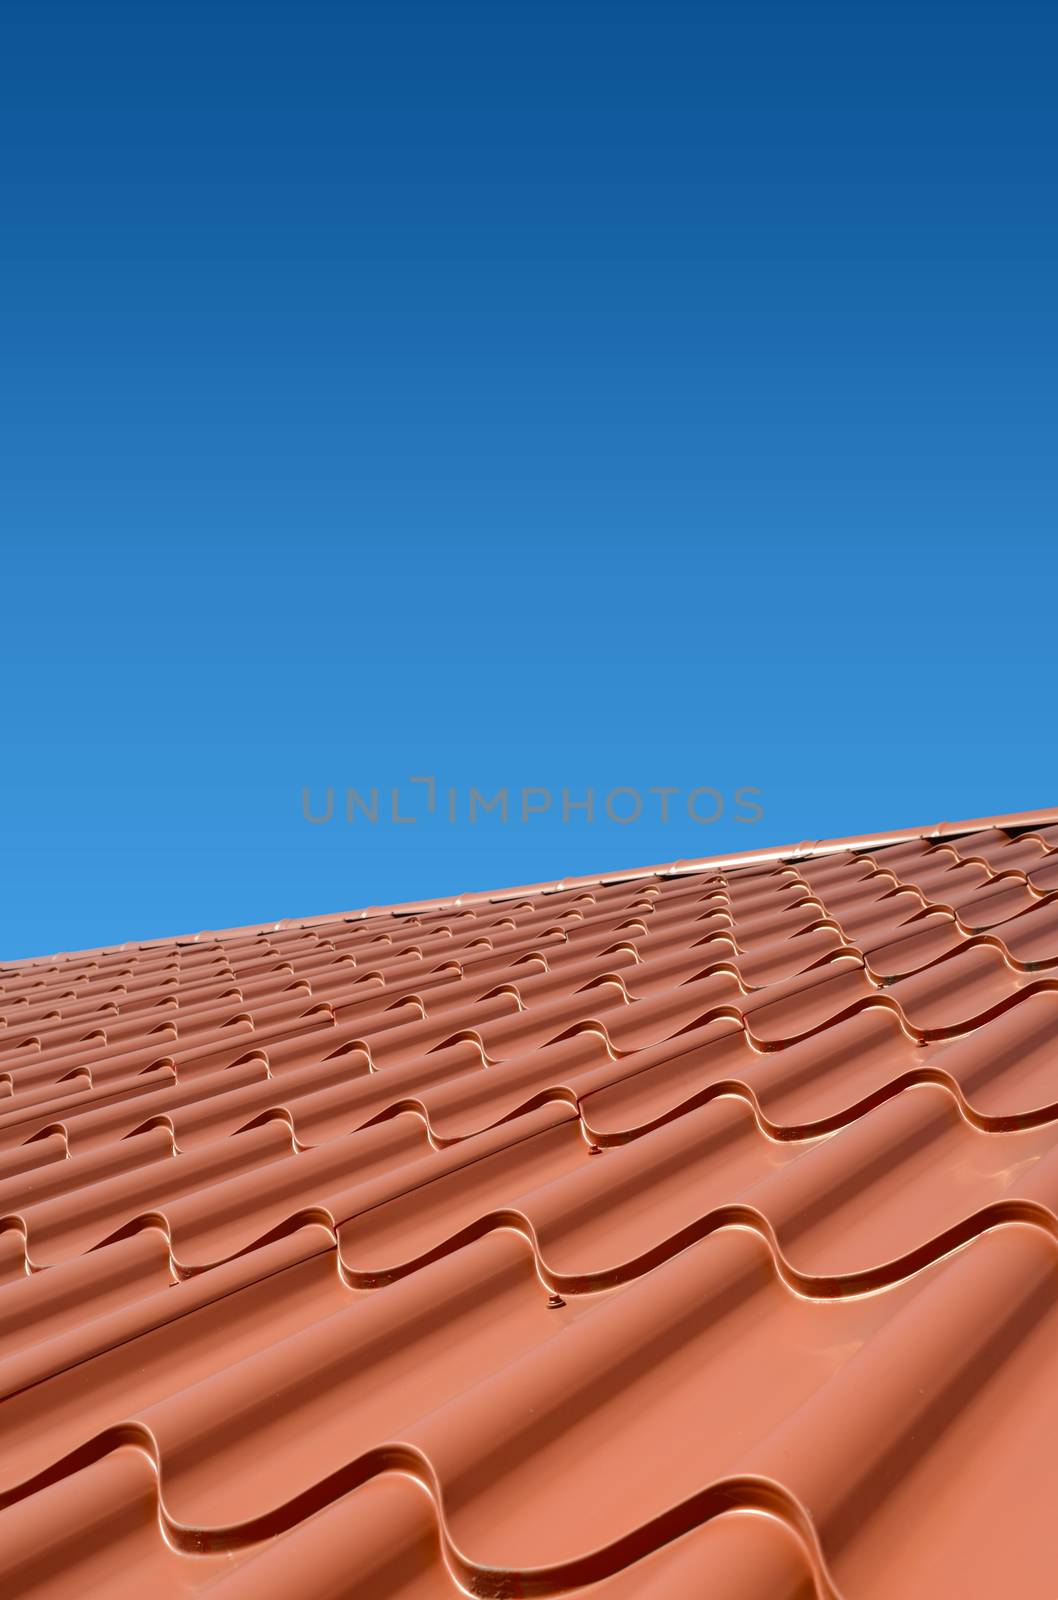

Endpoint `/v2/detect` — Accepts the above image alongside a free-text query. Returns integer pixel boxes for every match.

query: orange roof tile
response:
[3,806,1058,1596]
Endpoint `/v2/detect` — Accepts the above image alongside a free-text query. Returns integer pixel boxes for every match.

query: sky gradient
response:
[3,1,1057,957]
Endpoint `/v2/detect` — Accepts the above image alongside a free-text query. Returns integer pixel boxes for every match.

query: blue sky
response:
[2,1,1056,958]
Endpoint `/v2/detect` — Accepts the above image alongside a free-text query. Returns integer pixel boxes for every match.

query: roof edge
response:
[6,803,1057,967]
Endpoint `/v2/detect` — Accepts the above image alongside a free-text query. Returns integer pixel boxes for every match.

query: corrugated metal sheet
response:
[3,809,1058,1596]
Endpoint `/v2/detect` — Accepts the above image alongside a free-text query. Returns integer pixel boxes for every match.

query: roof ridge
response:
[5,804,1057,967]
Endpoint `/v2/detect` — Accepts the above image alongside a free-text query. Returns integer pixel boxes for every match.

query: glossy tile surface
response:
[5,810,1058,1596]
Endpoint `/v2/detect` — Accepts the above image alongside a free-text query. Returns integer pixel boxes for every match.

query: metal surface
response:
[3,812,1058,1595]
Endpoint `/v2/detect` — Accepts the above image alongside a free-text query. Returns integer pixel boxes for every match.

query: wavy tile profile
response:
[4,807,1058,1597]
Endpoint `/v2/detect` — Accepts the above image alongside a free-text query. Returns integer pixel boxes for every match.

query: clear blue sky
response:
[2,1,1056,958]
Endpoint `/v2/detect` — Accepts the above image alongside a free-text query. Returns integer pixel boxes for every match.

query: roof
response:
[3,805,1058,1597]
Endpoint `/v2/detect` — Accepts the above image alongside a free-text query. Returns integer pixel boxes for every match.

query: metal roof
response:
[3,807,1058,1596]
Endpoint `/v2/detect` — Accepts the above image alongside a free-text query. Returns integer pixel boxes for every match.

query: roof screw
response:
[547,1292,566,1309]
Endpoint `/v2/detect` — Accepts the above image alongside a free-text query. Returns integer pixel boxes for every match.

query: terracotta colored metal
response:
[3,812,1058,1595]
